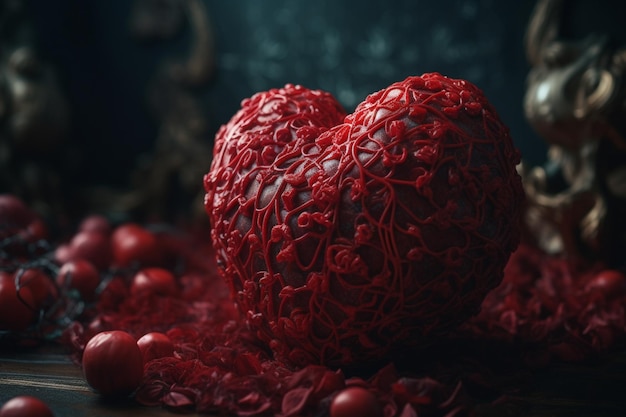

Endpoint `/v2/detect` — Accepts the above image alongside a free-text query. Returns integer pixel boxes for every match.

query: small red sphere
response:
[56,259,101,302]
[97,276,129,310]
[82,330,144,397]
[131,267,178,297]
[0,395,54,417]
[0,195,46,253]
[329,387,382,417]
[137,332,175,363]
[19,268,58,311]
[111,223,162,268]
[0,272,36,332]
[0,195,34,237]
[79,215,111,235]
[65,231,112,270]
[53,244,72,265]
[585,269,626,299]
[19,218,48,242]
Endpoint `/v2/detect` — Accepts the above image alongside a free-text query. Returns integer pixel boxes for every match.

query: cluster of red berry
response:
[0,194,225,413]
[0,193,201,340]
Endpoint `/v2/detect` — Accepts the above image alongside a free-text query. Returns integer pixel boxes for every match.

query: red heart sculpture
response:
[204,73,524,366]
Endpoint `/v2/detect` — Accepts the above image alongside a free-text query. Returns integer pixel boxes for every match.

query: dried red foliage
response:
[462,243,626,365]
[204,73,525,366]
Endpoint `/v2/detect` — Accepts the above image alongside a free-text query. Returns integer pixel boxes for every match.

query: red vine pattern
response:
[205,73,525,366]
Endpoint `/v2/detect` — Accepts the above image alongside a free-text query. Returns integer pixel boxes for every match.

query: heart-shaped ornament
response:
[205,73,524,366]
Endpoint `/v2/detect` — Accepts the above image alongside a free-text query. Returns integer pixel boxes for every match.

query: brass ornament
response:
[521,0,626,265]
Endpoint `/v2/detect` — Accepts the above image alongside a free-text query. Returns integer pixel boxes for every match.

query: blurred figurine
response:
[521,0,626,266]
[0,0,70,217]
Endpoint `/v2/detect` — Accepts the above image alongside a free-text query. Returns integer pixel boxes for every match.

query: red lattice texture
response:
[204,73,524,366]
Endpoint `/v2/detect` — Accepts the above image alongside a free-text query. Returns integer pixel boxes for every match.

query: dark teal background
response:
[26,0,554,186]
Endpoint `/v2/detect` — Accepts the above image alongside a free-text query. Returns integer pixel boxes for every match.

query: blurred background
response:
[0,0,551,222]
[31,0,542,160]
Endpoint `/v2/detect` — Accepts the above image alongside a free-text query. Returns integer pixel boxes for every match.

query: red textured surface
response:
[204,73,525,366]
[462,243,626,364]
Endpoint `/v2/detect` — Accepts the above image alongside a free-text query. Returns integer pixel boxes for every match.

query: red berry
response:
[56,259,101,302]
[585,269,626,299]
[0,395,54,417]
[130,267,178,297]
[0,272,36,332]
[330,387,382,417]
[0,195,34,237]
[79,215,111,235]
[82,330,144,397]
[137,332,175,363]
[53,244,72,265]
[97,276,129,310]
[0,195,46,253]
[19,217,48,242]
[111,223,162,268]
[64,230,112,270]
[19,268,58,311]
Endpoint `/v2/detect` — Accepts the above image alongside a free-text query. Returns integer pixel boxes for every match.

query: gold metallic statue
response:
[521,0,626,266]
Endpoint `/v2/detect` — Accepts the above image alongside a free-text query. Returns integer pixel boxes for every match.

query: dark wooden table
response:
[519,353,626,417]
[2,345,626,416]
[0,346,200,416]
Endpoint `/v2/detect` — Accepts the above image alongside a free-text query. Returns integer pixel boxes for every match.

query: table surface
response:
[2,345,626,416]
[0,346,197,417]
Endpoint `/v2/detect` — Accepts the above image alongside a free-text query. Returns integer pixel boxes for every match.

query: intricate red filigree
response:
[204,73,525,366]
